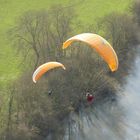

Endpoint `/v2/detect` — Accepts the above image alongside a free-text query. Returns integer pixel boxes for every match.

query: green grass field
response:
[0,0,132,86]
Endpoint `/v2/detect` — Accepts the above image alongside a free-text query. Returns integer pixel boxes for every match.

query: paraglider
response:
[32,62,66,83]
[86,92,95,104]
[62,33,118,72]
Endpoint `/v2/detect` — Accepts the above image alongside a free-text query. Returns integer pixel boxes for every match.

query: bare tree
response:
[99,13,139,83]
[131,0,140,26]
[11,5,75,70]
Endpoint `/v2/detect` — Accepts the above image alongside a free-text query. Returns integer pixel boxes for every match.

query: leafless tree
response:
[100,13,139,83]
[12,5,75,69]
[131,0,140,26]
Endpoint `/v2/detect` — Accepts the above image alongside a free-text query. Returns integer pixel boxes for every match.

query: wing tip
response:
[32,78,37,83]
[62,43,66,49]
[62,66,66,70]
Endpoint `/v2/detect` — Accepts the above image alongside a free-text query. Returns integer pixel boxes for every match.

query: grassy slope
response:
[0,0,132,86]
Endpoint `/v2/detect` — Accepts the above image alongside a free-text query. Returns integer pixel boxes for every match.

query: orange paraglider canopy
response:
[63,33,118,72]
[32,62,66,83]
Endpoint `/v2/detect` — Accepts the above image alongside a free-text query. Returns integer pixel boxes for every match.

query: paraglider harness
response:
[48,90,53,96]
[86,92,94,103]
